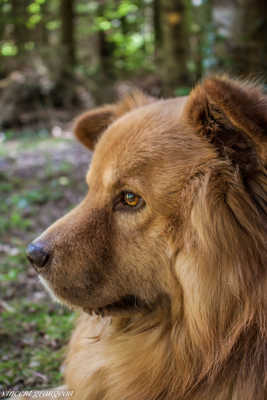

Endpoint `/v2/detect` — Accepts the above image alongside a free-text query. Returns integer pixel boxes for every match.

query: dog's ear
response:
[183,76,267,173]
[74,91,154,151]
[74,104,116,151]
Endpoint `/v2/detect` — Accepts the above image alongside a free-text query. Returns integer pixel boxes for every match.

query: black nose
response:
[26,242,50,270]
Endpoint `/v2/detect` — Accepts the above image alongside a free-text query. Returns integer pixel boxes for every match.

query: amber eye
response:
[123,192,140,207]
[114,191,145,211]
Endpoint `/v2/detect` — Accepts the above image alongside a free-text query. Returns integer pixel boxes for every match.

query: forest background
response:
[0,0,267,392]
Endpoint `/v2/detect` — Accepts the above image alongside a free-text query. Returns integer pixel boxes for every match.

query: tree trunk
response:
[191,0,213,82]
[230,0,267,76]
[97,4,114,78]
[153,0,162,55]
[159,0,190,94]
[40,0,49,47]
[60,0,76,77]
[11,0,28,56]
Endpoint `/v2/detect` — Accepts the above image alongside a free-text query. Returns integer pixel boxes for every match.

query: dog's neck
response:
[64,302,266,400]
[69,310,265,400]
[106,312,266,400]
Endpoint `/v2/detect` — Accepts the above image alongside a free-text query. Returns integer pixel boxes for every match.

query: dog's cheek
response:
[111,220,173,303]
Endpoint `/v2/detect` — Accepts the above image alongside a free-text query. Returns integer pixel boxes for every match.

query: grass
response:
[0,165,70,236]
[0,130,89,391]
[0,302,75,389]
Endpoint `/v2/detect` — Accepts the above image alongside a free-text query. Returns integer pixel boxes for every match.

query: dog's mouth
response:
[86,295,149,317]
[38,276,149,317]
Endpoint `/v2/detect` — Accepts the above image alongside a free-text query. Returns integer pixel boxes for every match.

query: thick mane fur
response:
[64,167,266,400]
[180,166,267,398]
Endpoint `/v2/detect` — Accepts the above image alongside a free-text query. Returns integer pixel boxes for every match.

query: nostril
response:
[26,242,50,269]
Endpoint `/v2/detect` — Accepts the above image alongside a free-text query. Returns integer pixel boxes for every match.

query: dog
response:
[26,76,267,400]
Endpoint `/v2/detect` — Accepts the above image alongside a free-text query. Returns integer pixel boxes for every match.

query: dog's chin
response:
[84,295,149,317]
[38,276,76,310]
[39,276,62,304]
[39,276,148,317]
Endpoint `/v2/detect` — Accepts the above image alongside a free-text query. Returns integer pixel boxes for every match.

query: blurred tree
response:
[0,0,267,114]
[230,0,267,76]
[159,0,190,94]
[153,0,161,60]
[40,0,49,46]
[11,0,29,56]
[97,1,115,77]
[0,1,7,40]
[60,0,76,77]
[192,0,214,81]
[189,0,214,82]
[93,0,154,75]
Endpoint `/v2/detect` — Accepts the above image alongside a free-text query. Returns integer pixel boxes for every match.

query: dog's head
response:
[27,77,267,332]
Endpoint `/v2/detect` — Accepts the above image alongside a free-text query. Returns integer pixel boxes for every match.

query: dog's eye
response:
[123,192,140,207]
[114,191,145,211]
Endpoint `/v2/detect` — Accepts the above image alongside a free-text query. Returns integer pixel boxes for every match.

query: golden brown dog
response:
[27,76,267,400]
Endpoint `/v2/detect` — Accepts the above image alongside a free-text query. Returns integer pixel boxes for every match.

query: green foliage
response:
[92,0,154,73]
[46,20,60,31]
[174,87,191,96]
[0,0,155,73]
[0,0,11,14]
[27,0,46,29]
[1,41,17,56]
[0,0,266,85]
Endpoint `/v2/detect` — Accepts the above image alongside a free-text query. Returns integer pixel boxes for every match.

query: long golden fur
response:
[28,76,267,400]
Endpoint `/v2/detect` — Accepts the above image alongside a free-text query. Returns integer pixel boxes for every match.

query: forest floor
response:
[0,129,91,391]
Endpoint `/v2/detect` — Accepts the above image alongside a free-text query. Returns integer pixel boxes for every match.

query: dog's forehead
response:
[87,97,189,190]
